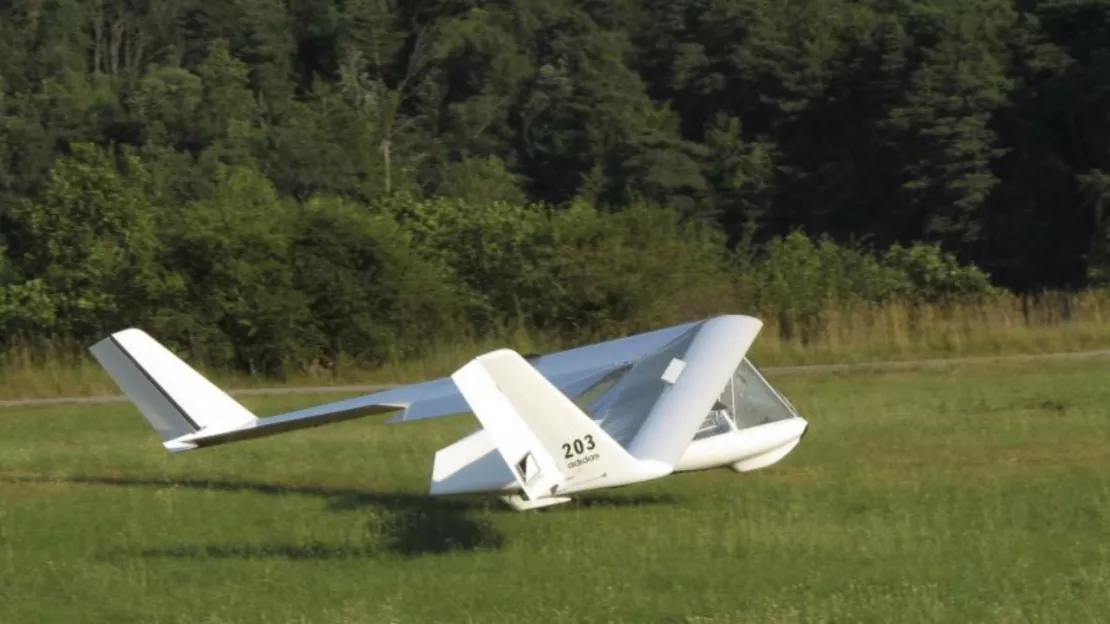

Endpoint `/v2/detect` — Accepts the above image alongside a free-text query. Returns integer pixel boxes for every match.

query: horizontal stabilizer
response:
[451,349,640,501]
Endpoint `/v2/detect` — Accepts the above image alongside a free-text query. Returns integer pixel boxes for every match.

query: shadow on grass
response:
[142,541,401,561]
[2,474,677,560]
[4,474,503,558]
[564,492,678,510]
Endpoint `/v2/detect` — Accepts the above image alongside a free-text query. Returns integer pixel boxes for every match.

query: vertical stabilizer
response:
[451,349,644,501]
[90,329,258,451]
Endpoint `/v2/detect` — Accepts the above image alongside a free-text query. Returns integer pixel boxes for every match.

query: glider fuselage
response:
[428,410,808,498]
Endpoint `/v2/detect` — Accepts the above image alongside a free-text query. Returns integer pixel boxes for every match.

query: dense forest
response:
[1,0,1109,374]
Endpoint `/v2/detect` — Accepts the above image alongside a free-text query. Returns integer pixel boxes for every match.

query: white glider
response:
[90,315,809,510]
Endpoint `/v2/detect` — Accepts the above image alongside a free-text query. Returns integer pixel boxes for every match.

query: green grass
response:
[1,358,1108,623]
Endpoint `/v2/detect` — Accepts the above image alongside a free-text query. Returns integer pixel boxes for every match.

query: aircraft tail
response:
[90,329,259,452]
[451,349,646,501]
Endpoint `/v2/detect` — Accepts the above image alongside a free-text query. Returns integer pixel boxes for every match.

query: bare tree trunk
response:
[380,97,395,195]
[110,20,126,76]
[92,0,104,73]
[338,20,434,198]
[381,137,392,195]
[127,20,146,77]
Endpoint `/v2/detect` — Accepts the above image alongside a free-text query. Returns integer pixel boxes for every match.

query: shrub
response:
[291,196,463,371]
[741,231,1000,342]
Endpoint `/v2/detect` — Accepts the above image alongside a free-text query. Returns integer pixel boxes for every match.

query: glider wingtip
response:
[477,347,521,360]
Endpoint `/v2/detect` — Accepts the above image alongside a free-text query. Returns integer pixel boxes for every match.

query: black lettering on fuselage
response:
[566,453,600,470]
[561,434,596,459]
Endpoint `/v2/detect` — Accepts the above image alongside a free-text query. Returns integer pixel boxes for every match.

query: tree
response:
[163,165,306,375]
[4,143,167,341]
[885,37,1012,248]
[337,0,436,197]
[290,196,462,369]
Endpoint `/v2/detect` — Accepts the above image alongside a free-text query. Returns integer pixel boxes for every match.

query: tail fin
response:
[451,348,642,501]
[90,329,258,451]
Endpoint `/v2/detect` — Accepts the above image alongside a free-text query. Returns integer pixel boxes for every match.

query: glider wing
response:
[91,321,703,452]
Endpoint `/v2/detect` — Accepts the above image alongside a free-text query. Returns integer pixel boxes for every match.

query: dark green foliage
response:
[739,230,998,343]
[5,144,168,341]
[162,166,306,375]
[290,196,463,369]
[0,0,1104,373]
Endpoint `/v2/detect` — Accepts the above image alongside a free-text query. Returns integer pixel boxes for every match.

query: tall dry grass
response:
[749,290,1110,365]
[1,290,1108,400]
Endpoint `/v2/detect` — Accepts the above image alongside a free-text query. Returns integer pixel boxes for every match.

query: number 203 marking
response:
[562,435,596,458]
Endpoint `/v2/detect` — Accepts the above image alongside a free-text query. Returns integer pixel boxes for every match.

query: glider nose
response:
[728,417,809,473]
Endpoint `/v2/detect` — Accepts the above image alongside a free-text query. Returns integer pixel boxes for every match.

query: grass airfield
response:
[1,357,1108,623]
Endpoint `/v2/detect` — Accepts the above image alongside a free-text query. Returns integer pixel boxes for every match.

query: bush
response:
[741,231,1000,342]
[881,243,1000,303]
[381,196,733,340]
[160,165,307,375]
[291,196,463,370]
[532,201,732,338]
[3,143,168,342]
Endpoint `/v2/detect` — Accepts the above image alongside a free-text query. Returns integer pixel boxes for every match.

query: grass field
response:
[1,357,1108,623]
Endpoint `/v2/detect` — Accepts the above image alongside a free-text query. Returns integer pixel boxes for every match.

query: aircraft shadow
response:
[3,474,677,561]
[4,474,503,558]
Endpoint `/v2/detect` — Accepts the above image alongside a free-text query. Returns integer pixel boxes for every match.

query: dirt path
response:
[3,348,1109,409]
[756,348,1110,375]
